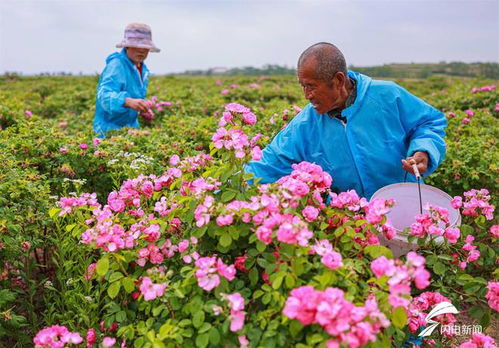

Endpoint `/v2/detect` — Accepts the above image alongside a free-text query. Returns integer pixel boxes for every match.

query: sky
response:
[0,0,498,75]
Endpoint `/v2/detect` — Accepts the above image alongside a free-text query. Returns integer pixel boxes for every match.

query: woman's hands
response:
[125,98,150,113]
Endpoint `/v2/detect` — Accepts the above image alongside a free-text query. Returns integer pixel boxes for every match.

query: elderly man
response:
[93,23,160,136]
[246,42,447,199]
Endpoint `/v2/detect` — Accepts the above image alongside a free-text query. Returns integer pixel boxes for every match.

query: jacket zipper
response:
[340,119,365,195]
[135,66,144,87]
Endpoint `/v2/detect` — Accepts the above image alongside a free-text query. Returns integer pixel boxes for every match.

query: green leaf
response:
[479,308,491,327]
[285,274,295,288]
[122,277,136,293]
[257,258,268,268]
[334,226,345,237]
[220,233,232,247]
[342,227,355,238]
[289,320,303,337]
[174,288,185,299]
[158,323,174,340]
[364,245,393,259]
[392,307,407,329]
[0,290,15,307]
[107,281,121,299]
[249,267,259,286]
[193,225,207,238]
[355,219,367,227]
[469,305,484,319]
[109,271,124,283]
[262,293,271,304]
[243,173,254,181]
[221,190,237,202]
[135,337,145,347]
[178,319,191,327]
[437,254,454,261]
[253,290,264,299]
[256,241,267,253]
[48,207,60,218]
[426,255,438,265]
[220,169,232,183]
[473,277,488,285]
[116,310,127,322]
[195,333,209,348]
[153,304,166,316]
[65,224,76,232]
[209,327,220,345]
[464,284,482,294]
[460,224,474,237]
[198,322,211,333]
[376,333,392,348]
[433,262,446,276]
[291,260,304,276]
[307,334,324,344]
[192,311,205,329]
[96,257,109,276]
[456,274,474,285]
[271,273,285,290]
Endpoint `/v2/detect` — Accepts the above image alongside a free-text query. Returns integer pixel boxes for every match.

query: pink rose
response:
[102,337,116,347]
[370,256,395,278]
[302,206,319,222]
[178,239,189,253]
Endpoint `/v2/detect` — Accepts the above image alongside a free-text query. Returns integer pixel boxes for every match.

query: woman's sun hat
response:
[116,23,160,53]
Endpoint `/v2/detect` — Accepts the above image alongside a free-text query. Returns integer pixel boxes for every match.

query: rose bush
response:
[40,102,496,347]
[0,75,497,347]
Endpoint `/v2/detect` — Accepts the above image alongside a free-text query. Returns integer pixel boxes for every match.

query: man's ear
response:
[333,72,346,88]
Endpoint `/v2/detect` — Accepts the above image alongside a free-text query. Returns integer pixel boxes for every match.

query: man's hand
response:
[401,151,429,176]
[125,98,150,113]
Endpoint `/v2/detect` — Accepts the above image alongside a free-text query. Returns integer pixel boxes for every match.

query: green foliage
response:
[0,74,497,346]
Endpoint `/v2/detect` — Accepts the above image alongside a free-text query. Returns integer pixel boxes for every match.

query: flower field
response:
[0,74,497,347]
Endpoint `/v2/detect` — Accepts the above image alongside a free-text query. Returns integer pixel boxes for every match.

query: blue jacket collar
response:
[343,70,371,117]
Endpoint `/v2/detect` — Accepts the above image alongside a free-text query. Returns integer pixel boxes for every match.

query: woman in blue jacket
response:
[93,23,160,136]
[246,42,447,200]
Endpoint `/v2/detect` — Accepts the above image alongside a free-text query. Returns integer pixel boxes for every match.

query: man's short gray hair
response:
[297,42,347,82]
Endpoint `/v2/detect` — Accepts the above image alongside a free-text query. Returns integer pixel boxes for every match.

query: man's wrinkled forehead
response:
[297,58,320,82]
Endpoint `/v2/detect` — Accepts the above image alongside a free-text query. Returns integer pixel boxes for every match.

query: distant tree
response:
[172,62,498,78]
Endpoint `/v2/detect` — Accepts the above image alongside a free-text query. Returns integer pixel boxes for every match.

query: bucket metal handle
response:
[404,159,423,214]
[410,159,423,214]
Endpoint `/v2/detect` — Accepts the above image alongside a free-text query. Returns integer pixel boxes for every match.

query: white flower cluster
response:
[62,178,87,185]
[107,152,154,170]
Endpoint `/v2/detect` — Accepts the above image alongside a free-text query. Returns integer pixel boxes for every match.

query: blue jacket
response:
[246,71,447,199]
[93,49,150,136]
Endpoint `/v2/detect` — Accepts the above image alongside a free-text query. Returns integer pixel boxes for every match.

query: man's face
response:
[297,59,341,114]
[126,47,150,65]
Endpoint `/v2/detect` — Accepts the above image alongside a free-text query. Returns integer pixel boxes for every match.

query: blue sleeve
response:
[96,60,131,119]
[245,117,305,183]
[395,86,447,176]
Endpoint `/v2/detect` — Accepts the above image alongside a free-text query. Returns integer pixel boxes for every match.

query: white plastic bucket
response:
[370,183,461,258]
